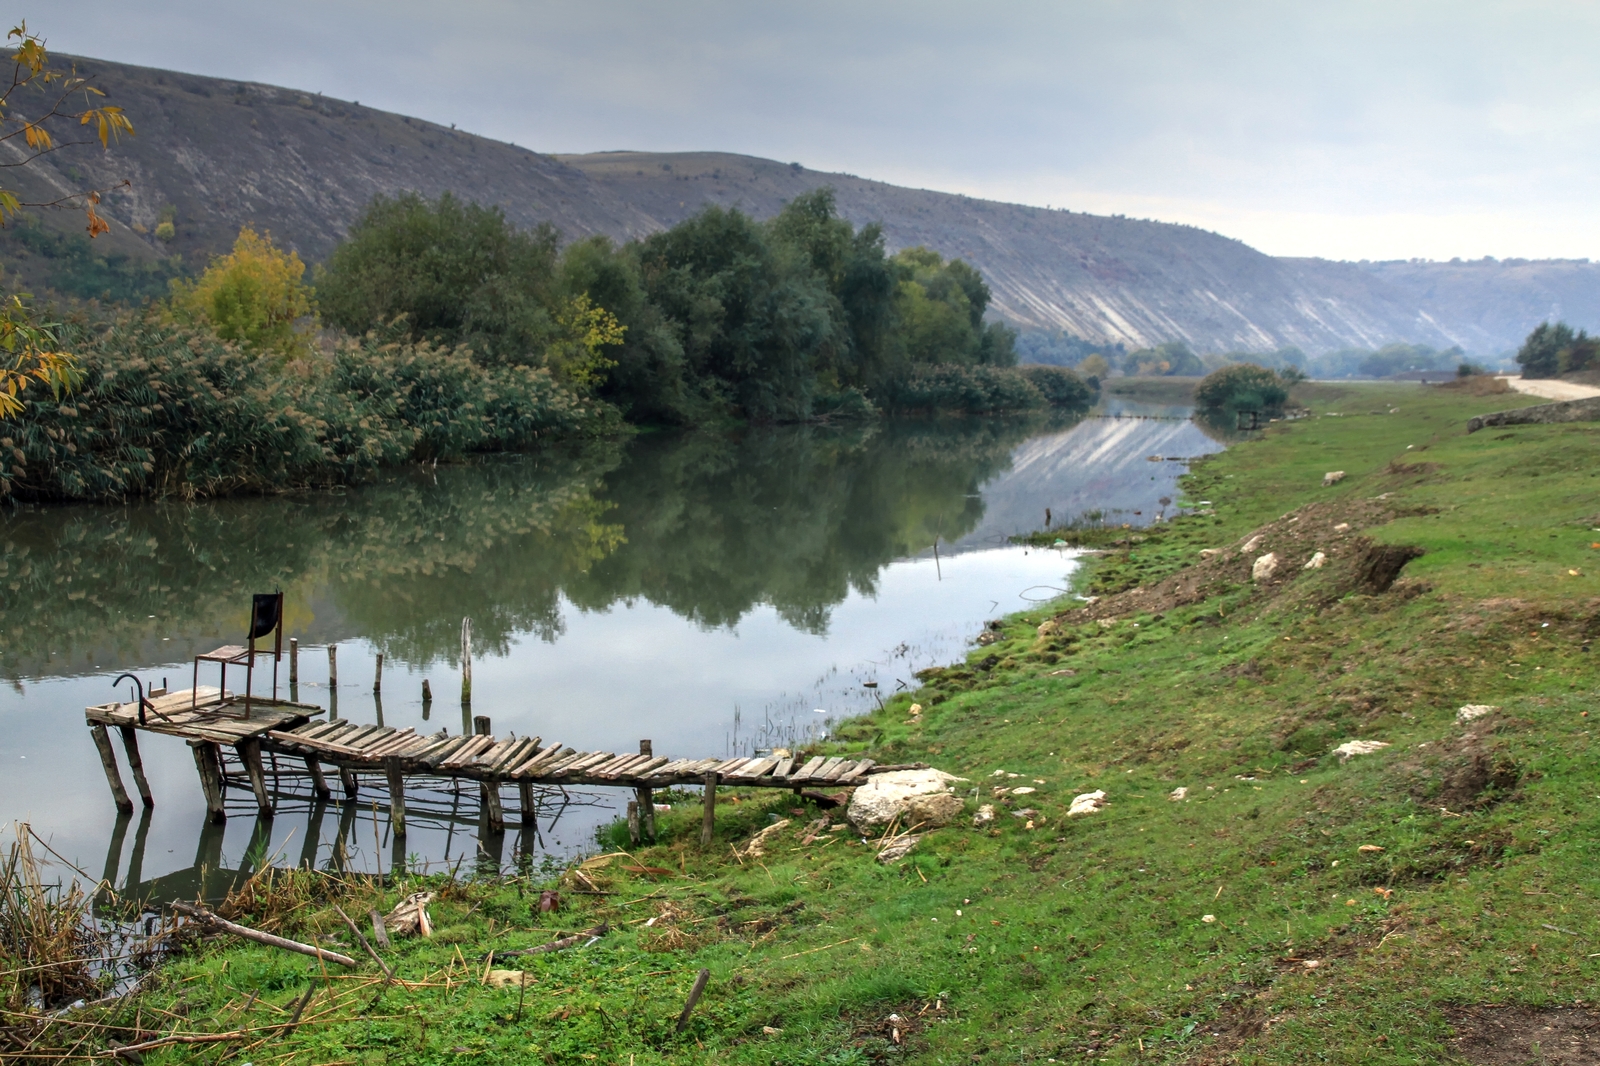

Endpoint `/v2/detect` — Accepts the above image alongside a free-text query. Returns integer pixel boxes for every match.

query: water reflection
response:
[4,404,1222,893]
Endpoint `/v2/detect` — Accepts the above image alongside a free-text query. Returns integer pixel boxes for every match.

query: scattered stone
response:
[1358,844,1385,853]
[972,803,996,827]
[1199,548,1221,557]
[1036,620,1060,637]
[484,969,534,988]
[1457,704,1497,723]
[1334,522,1351,532]
[1241,534,1264,554]
[1201,914,1216,923]
[1323,470,1346,486]
[904,791,965,828]
[1067,790,1108,817]
[1010,786,1036,795]
[1333,740,1390,763]
[1252,553,1280,581]
[847,768,965,830]
[1168,787,1188,801]
[1303,551,1327,569]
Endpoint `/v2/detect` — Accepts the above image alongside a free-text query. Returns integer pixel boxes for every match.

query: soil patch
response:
[1446,1005,1600,1064]
[1057,498,1414,623]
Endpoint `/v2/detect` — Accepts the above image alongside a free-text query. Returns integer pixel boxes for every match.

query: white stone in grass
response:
[1169,787,1188,801]
[1332,740,1389,763]
[1252,553,1280,581]
[1303,551,1327,569]
[847,768,965,830]
[1067,790,1108,817]
[1241,535,1264,554]
[1457,704,1497,724]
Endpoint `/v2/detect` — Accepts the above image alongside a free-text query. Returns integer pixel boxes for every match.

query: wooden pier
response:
[87,687,890,845]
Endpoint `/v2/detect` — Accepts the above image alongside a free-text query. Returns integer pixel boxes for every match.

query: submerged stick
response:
[170,901,358,967]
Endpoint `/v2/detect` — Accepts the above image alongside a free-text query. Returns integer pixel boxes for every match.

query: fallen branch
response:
[332,905,395,982]
[675,968,710,1032]
[491,923,609,958]
[169,902,358,967]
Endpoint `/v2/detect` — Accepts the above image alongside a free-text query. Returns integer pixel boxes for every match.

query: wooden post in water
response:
[90,723,133,814]
[117,725,155,808]
[289,638,299,684]
[385,757,406,836]
[373,653,383,694]
[327,645,339,720]
[340,766,358,800]
[701,772,718,846]
[473,715,503,832]
[305,756,331,800]
[518,780,536,832]
[460,618,473,706]
[635,740,655,842]
[189,741,226,823]
[236,738,274,817]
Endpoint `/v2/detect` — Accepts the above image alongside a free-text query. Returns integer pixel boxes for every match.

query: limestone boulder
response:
[846,769,965,830]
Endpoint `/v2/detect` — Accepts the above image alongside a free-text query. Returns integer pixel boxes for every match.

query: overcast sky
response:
[37,1,1600,262]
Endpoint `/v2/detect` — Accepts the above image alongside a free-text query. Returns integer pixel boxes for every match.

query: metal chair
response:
[192,593,284,719]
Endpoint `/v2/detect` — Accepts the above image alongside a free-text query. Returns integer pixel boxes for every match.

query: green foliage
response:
[169,226,315,356]
[0,217,186,303]
[0,314,614,501]
[1193,362,1291,420]
[1120,339,1203,376]
[1516,320,1597,378]
[316,191,563,367]
[877,363,1093,416]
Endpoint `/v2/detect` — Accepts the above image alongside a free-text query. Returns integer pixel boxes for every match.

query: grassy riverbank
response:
[15,379,1600,1064]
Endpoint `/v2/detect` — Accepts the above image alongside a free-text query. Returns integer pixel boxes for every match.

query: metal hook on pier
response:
[113,673,154,727]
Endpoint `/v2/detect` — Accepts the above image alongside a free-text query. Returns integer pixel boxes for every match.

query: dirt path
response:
[1496,375,1600,400]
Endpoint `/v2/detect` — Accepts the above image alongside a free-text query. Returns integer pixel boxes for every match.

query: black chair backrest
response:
[249,593,282,641]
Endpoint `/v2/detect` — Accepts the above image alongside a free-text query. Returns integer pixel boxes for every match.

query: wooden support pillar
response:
[236,738,274,817]
[340,766,359,800]
[117,725,155,808]
[373,652,384,694]
[289,637,299,684]
[701,772,719,847]
[190,741,227,824]
[385,757,406,837]
[518,781,536,830]
[305,756,331,800]
[627,801,640,846]
[472,715,502,831]
[635,739,655,843]
[90,723,134,814]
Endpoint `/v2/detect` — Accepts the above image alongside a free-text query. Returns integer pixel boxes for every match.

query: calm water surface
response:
[0,403,1221,899]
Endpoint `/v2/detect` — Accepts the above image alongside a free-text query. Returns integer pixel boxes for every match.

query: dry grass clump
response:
[0,828,109,1012]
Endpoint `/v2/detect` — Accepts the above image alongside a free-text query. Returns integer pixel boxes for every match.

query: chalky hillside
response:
[9,376,1600,1064]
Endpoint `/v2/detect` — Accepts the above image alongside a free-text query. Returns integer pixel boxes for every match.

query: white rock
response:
[973,803,996,827]
[1323,471,1346,486]
[905,792,965,828]
[1010,786,1036,795]
[1303,552,1327,570]
[1334,523,1351,532]
[847,768,965,830]
[1457,704,1497,723]
[741,818,791,858]
[1067,790,1108,817]
[1200,548,1221,557]
[1168,786,1188,801]
[1252,553,1279,581]
[1333,740,1390,763]
[1241,535,1264,554]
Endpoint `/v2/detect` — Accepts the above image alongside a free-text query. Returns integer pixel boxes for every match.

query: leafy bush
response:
[1193,363,1291,421]
[883,364,1046,414]
[1016,364,1098,409]
[0,315,615,501]
[168,226,315,356]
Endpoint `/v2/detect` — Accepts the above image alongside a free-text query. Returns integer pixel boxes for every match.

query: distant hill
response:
[7,54,1598,356]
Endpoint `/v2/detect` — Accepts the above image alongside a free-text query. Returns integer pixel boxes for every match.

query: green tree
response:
[1515,322,1569,379]
[317,191,563,366]
[1194,363,1291,421]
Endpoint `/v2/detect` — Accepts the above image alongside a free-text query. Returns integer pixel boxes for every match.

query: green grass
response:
[36,381,1600,1064]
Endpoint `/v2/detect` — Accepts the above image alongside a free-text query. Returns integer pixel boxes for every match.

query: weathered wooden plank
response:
[416,735,471,769]
[589,753,645,779]
[89,724,133,814]
[821,758,856,782]
[808,757,845,782]
[552,751,615,778]
[794,756,827,779]
[773,756,795,779]
[510,742,569,778]
[730,757,779,781]
[440,734,494,768]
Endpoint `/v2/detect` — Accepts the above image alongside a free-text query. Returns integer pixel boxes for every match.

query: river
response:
[0,399,1222,901]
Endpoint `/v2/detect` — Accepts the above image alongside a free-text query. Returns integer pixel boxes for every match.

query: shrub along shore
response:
[10,379,1598,1064]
